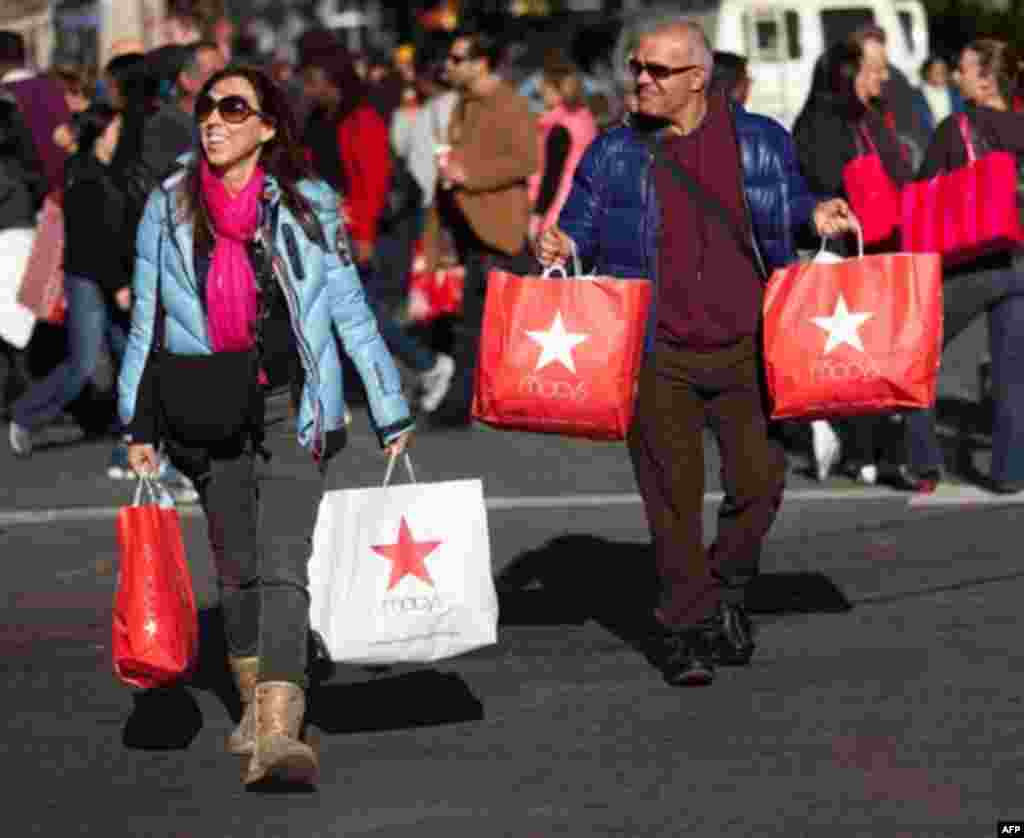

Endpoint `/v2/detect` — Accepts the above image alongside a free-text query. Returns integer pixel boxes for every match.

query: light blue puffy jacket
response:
[117,166,413,452]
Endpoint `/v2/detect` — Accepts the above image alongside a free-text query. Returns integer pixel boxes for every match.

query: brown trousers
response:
[627,336,785,629]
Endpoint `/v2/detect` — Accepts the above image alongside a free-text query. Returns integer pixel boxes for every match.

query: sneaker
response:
[706,602,756,666]
[157,460,200,504]
[897,464,940,494]
[107,442,136,480]
[811,420,841,482]
[855,464,878,485]
[659,627,715,687]
[8,421,32,457]
[418,353,455,414]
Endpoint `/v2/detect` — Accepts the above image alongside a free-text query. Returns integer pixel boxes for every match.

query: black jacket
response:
[62,154,134,295]
[792,95,913,200]
[0,94,46,231]
[918,104,1024,179]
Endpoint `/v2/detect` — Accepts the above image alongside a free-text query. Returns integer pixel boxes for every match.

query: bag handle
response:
[541,238,586,280]
[382,451,417,487]
[132,474,175,508]
[957,114,977,164]
[854,121,880,158]
[814,216,864,261]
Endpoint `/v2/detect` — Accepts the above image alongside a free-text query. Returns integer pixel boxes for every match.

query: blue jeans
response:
[905,258,1024,483]
[12,274,127,430]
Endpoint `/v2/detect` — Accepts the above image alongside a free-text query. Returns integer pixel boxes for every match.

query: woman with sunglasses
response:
[792,38,913,487]
[117,65,414,787]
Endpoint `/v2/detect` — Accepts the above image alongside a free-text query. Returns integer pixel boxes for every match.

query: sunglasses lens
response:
[195,94,215,121]
[220,96,251,123]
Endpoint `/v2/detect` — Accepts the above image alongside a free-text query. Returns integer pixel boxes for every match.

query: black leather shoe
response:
[707,602,756,665]
[660,629,715,687]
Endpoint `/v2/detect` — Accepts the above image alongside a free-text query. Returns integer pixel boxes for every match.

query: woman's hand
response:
[384,430,412,459]
[128,443,160,476]
[115,287,132,311]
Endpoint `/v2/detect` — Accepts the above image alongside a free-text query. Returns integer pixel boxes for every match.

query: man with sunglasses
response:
[142,40,225,178]
[429,28,537,427]
[538,17,855,688]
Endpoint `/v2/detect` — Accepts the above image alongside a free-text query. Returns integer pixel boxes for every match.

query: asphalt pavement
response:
[2,316,1023,837]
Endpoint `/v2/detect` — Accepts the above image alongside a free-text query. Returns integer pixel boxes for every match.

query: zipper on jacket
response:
[267,231,325,453]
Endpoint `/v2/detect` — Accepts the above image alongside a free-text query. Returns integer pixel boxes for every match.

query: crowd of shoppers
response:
[2,0,1024,790]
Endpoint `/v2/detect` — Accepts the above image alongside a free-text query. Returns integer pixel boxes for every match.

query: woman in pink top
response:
[528,60,597,237]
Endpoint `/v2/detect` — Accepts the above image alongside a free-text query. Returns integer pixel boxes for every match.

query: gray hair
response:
[612,5,717,91]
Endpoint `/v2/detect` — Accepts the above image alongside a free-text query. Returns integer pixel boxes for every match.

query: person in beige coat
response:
[431,28,538,427]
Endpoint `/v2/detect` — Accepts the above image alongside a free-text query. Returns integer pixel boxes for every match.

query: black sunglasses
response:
[195,93,270,125]
[446,52,473,65]
[627,58,701,81]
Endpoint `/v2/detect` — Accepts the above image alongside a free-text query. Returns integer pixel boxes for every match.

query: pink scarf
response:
[199,158,265,352]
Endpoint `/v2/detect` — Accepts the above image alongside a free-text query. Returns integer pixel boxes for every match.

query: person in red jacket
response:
[300,46,453,412]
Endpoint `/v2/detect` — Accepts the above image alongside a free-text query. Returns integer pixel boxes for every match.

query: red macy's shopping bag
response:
[901,114,1024,268]
[763,236,942,420]
[407,265,465,324]
[472,263,652,440]
[16,194,66,325]
[842,124,902,247]
[113,478,198,689]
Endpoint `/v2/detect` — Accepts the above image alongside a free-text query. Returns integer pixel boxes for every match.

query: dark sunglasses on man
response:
[627,58,701,82]
[195,93,272,125]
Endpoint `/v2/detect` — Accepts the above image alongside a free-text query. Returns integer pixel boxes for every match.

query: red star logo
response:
[371,517,443,591]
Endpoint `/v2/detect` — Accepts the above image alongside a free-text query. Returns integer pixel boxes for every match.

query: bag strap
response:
[957,114,977,164]
[648,137,764,279]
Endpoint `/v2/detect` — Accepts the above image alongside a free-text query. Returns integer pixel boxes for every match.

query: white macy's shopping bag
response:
[0,228,38,349]
[308,455,498,665]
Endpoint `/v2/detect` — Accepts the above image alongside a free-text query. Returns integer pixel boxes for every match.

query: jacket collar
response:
[163,151,283,207]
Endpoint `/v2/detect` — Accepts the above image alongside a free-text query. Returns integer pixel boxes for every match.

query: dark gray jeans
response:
[170,428,345,689]
[904,255,1024,482]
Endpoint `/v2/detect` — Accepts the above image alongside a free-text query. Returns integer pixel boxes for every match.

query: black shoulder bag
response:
[152,231,266,451]
[648,139,767,280]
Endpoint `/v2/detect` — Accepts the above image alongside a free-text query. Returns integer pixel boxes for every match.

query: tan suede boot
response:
[243,682,318,786]
[227,656,259,755]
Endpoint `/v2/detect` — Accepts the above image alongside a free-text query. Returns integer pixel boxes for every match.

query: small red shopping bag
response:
[901,114,1024,267]
[113,478,199,689]
[16,193,66,325]
[842,124,902,247]
[407,265,465,323]
[763,233,942,420]
[472,262,652,441]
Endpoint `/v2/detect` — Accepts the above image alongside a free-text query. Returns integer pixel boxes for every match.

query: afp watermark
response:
[998,821,1024,835]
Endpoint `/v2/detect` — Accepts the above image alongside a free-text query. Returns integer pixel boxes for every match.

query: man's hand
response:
[535,225,574,267]
[384,430,412,459]
[813,198,858,238]
[128,443,160,476]
[115,287,132,311]
[437,150,468,187]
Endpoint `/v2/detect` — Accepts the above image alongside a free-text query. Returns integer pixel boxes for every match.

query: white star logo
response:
[811,294,874,354]
[143,618,158,638]
[524,311,589,374]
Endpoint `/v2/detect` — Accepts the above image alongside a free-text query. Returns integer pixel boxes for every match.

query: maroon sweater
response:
[654,95,762,350]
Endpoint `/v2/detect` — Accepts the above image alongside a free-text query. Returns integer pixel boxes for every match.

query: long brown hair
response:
[965,39,1022,108]
[181,64,319,252]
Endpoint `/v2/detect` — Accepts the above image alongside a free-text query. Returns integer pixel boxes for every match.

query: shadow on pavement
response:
[496,535,852,658]
[308,671,484,734]
[122,687,203,750]
[122,607,235,751]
